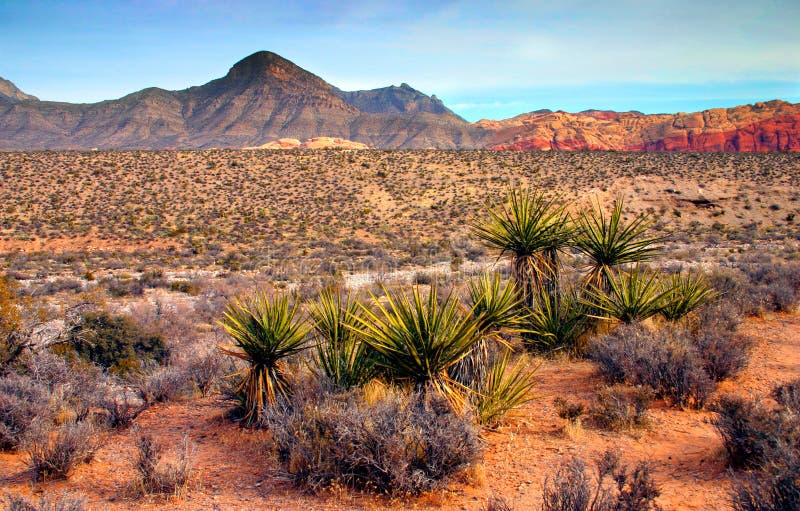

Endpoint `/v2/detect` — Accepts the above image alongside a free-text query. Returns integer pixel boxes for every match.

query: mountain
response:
[336,83,456,115]
[0,78,38,103]
[0,51,797,151]
[0,51,485,150]
[483,101,800,152]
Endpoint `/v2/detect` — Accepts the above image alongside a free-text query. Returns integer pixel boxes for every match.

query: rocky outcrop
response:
[487,101,800,152]
[245,137,369,150]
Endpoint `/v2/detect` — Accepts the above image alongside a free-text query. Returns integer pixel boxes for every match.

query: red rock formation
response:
[487,101,800,152]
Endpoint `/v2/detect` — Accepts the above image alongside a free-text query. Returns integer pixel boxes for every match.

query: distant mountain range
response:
[1,51,797,151]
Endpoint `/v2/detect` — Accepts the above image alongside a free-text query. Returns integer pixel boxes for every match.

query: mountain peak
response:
[225,51,309,83]
[0,77,38,103]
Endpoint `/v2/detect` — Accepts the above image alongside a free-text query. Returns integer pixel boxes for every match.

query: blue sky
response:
[1,0,798,121]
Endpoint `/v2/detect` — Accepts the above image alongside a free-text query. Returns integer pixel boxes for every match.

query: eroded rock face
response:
[487,101,800,152]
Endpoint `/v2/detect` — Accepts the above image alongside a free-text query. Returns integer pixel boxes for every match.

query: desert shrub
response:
[692,326,754,382]
[103,276,144,297]
[711,262,800,316]
[169,280,201,295]
[139,268,167,288]
[773,379,800,413]
[590,385,653,431]
[263,388,481,495]
[133,365,192,404]
[589,323,713,408]
[183,351,226,397]
[66,312,169,374]
[24,420,97,481]
[3,493,86,511]
[713,394,800,470]
[99,388,147,429]
[482,495,514,511]
[542,450,660,511]
[732,455,800,511]
[694,300,742,337]
[23,352,105,423]
[736,261,800,313]
[0,373,51,449]
[26,278,84,297]
[554,397,587,425]
[132,430,195,496]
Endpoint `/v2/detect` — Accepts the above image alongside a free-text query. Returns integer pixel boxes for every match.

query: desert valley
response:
[1,37,799,511]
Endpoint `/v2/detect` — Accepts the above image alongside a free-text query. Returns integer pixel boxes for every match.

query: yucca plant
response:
[450,273,526,387]
[525,287,587,352]
[309,288,374,389]
[218,291,310,424]
[660,272,718,321]
[574,198,665,293]
[584,266,671,324]
[467,272,527,335]
[472,188,571,309]
[472,349,538,427]
[350,284,482,411]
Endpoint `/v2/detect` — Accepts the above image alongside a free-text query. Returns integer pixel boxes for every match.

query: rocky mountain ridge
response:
[0,51,797,151]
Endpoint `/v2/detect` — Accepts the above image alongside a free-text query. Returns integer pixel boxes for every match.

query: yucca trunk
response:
[512,254,538,309]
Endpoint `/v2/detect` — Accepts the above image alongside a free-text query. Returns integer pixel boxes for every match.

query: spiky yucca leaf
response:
[350,284,482,411]
[472,188,571,308]
[584,266,670,324]
[574,198,666,292]
[309,288,374,389]
[467,273,527,334]
[660,272,718,321]
[525,287,587,351]
[218,291,310,423]
[472,350,538,427]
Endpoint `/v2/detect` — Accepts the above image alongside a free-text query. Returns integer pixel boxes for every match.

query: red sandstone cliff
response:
[482,100,799,152]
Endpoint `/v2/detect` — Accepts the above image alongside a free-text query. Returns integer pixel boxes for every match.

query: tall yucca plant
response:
[472,188,571,308]
[574,198,665,293]
[350,284,482,411]
[660,273,718,321]
[219,291,310,424]
[584,266,670,324]
[309,288,374,389]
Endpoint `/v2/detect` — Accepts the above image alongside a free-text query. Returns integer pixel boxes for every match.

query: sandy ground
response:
[1,312,798,511]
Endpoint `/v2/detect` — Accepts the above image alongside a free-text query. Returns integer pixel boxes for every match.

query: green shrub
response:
[66,312,169,375]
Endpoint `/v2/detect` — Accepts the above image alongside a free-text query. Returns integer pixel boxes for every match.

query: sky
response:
[1,0,799,121]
